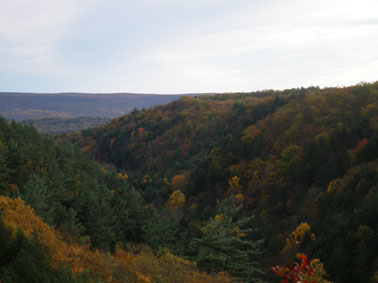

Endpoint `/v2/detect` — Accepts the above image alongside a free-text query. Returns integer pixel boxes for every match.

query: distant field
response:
[20,117,111,135]
[0,92,183,120]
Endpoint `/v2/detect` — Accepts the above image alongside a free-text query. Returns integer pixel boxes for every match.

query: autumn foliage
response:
[272,254,315,283]
[272,254,332,283]
[0,195,230,282]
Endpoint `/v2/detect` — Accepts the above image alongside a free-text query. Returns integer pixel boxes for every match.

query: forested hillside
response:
[63,82,378,282]
[0,117,232,282]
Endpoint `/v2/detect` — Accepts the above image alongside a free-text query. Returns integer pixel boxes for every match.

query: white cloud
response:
[0,0,377,92]
[131,0,378,92]
[0,0,102,74]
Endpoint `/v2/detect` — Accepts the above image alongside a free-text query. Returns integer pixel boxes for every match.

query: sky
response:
[1,0,378,94]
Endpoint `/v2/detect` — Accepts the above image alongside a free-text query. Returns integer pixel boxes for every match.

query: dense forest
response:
[63,82,378,282]
[0,117,232,282]
[1,82,378,282]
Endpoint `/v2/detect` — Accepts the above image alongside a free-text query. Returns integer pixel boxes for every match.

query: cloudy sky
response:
[1,0,378,93]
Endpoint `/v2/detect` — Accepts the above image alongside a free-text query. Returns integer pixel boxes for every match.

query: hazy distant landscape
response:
[0,92,187,134]
[19,117,110,135]
[0,92,182,120]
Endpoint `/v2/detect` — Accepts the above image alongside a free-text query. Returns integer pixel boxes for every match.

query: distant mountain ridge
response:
[0,92,205,120]
[20,117,111,135]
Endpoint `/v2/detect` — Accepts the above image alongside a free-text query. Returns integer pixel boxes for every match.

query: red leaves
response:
[272,254,315,283]
[355,138,368,153]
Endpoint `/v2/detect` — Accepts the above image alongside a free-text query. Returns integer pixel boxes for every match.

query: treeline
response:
[21,117,111,135]
[63,82,378,282]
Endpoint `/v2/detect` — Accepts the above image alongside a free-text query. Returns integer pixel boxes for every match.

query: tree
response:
[170,174,187,190]
[0,141,9,192]
[190,195,264,282]
[282,223,311,255]
[167,190,186,211]
[21,174,55,226]
[0,216,81,283]
[142,208,177,250]
[113,184,144,243]
[272,254,332,283]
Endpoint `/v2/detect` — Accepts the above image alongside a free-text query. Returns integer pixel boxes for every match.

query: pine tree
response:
[113,184,144,243]
[0,141,9,192]
[142,207,177,250]
[21,174,55,226]
[190,195,264,282]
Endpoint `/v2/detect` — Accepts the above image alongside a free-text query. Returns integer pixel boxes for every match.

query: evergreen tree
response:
[21,174,55,226]
[190,195,264,282]
[0,141,9,192]
[113,183,144,243]
[142,207,177,250]
[73,180,117,251]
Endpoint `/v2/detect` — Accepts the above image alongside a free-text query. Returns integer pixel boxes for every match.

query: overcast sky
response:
[1,0,378,93]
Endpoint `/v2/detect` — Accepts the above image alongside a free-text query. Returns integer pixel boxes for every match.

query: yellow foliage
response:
[113,244,230,283]
[142,174,152,184]
[237,232,246,238]
[241,125,262,144]
[167,190,186,211]
[302,259,333,283]
[225,176,242,197]
[283,222,311,253]
[118,172,129,180]
[228,176,241,192]
[214,214,223,222]
[0,196,114,281]
[327,179,343,194]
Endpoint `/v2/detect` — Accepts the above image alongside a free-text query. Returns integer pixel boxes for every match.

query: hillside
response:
[0,92,184,120]
[0,196,230,282]
[0,116,233,282]
[63,82,378,282]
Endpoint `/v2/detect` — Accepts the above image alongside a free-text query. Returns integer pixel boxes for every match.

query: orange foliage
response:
[225,176,242,197]
[118,172,129,180]
[0,196,113,281]
[113,245,230,283]
[0,196,229,282]
[171,174,187,189]
[235,193,244,204]
[8,184,19,192]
